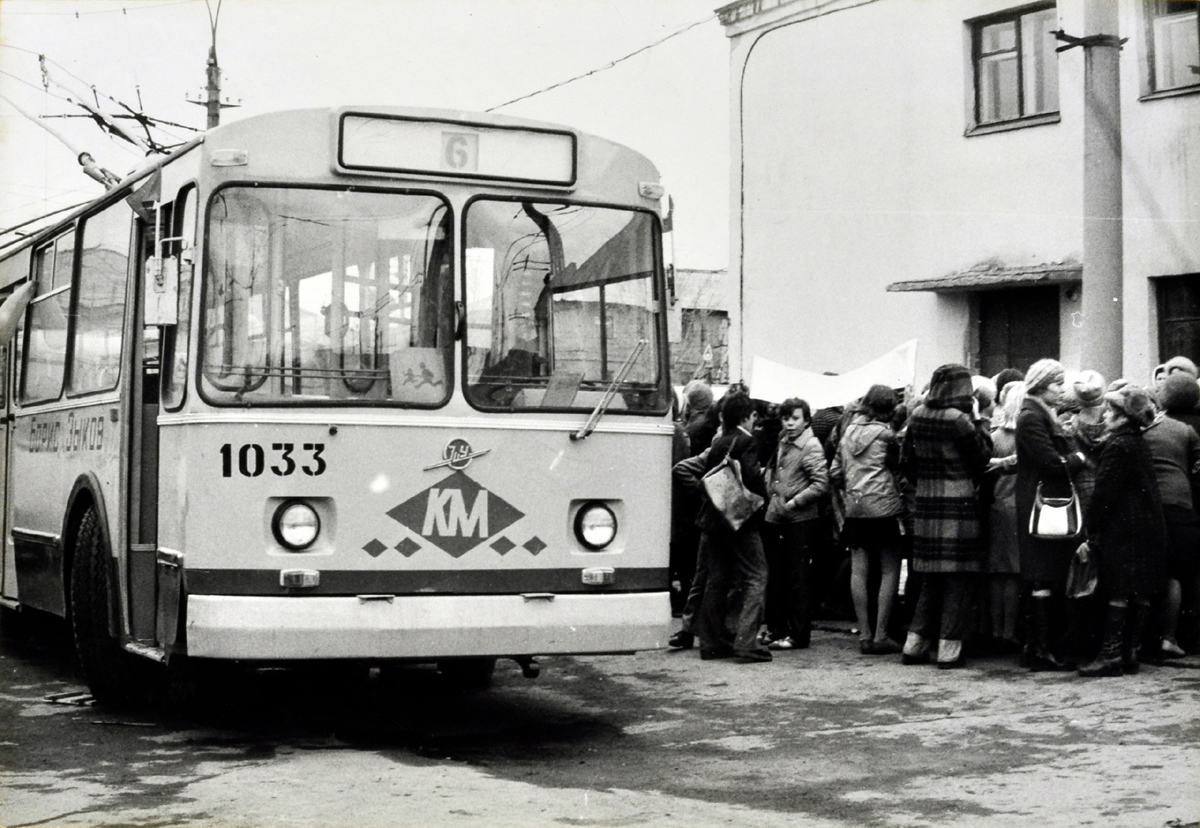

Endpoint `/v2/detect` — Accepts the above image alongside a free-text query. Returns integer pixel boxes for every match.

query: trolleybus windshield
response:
[464,200,665,413]
[200,186,453,405]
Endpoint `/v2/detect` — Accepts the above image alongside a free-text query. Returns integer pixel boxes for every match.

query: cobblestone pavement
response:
[1,610,1197,828]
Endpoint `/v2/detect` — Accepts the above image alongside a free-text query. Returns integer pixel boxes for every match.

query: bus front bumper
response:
[184,591,672,660]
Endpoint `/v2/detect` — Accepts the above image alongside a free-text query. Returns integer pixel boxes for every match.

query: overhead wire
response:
[487,12,716,111]
[0,1,201,16]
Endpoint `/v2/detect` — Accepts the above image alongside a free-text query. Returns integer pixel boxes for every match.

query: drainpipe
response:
[1056,1,1125,381]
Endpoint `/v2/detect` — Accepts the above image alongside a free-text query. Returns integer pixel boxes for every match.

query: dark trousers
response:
[762,519,813,643]
[695,528,768,652]
[909,572,975,642]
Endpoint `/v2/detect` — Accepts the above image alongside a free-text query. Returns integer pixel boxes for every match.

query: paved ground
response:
[1,609,1197,828]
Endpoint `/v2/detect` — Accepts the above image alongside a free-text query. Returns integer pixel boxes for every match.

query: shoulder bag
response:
[702,455,765,532]
[1028,480,1083,540]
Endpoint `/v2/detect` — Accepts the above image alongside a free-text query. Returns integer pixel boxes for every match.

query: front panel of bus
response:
[158,109,674,661]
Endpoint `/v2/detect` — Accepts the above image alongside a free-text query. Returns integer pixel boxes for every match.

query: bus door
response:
[0,343,10,602]
[127,184,194,650]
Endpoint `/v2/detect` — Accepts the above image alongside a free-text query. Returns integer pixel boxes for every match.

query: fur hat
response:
[1024,359,1065,395]
[1104,384,1156,428]
[1164,355,1199,379]
[992,368,1025,398]
[1072,369,1106,407]
[1158,371,1200,414]
[683,380,713,412]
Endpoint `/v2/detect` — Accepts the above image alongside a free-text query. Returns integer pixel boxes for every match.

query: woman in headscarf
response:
[1078,386,1168,676]
[900,365,992,668]
[1016,358,1089,671]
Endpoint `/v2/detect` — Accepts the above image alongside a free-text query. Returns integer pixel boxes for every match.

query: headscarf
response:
[995,380,1026,431]
[1158,372,1200,415]
[923,364,974,414]
[1024,358,1065,396]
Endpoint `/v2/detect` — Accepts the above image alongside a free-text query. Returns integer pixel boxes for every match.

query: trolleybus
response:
[0,106,674,704]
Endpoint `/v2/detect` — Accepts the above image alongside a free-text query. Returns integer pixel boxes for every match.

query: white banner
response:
[749,340,919,410]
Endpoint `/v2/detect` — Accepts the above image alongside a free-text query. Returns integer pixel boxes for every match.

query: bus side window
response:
[21,232,74,404]
[69,200,133,395]
[162,185,196,410]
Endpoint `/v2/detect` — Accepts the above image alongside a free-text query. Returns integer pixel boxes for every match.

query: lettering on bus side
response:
[219,443,326,477]
[27,413,105,454]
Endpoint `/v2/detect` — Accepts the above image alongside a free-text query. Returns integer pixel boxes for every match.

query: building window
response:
[970,5,1060,128]
[1157,275,1200,366]
[1145,1,1200,94]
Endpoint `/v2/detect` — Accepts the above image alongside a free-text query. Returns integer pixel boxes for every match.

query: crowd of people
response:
[666,356,1200,676]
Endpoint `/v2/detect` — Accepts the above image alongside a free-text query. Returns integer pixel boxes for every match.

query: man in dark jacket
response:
[677,391,772,662]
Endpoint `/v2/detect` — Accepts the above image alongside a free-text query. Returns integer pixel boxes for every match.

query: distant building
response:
[719,0,1199,387]
[669,267,730,385]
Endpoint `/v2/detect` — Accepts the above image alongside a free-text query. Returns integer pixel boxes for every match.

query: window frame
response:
[19,227,77,405]
[66,196,134,399]
[459,193,671,417]
[1141,0,1200,99]
[195,181,456,409]
[965,2,1062,136]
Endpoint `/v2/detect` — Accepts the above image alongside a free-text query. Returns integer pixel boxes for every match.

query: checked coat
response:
[902,367,993,574]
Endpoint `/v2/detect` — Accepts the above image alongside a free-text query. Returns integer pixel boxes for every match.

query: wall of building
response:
[724,0,1199,390]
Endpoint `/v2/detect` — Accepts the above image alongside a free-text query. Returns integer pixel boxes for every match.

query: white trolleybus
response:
[0,107,674,704]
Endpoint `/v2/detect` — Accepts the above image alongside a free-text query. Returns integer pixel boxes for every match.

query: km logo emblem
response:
[386,471,524,557]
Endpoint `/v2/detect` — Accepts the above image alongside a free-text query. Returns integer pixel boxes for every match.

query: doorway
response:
[978,286,1061,377]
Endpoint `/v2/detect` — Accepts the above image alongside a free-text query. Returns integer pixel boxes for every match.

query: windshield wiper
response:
[570,339,647,441]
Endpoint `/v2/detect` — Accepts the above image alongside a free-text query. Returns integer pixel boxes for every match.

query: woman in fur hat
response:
[1078,386,1168,676]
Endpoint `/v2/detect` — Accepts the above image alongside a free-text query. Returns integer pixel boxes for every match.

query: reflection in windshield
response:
[201,187,452,405]
[464,200,665,412]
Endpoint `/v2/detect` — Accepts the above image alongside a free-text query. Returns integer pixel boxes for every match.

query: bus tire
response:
[70,507,146,708]
[437,657,496,691]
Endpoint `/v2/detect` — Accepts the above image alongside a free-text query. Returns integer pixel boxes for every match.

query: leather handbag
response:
[1028,481,1083,540]
[702,455,765,532]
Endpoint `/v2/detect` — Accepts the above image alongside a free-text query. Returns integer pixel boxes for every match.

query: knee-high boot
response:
[1078,603,1127,677]
[1123,600,1151,674]
[1027,596,1068,672]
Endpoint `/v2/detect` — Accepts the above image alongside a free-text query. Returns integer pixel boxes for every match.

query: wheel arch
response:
[62,473,117,635]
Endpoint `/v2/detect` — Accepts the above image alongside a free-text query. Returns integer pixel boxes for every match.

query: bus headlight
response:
[273,500,321,550]
[574,501,617,550]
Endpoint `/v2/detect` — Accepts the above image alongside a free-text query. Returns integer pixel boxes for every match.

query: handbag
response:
[1066,540,1098,598]
[1028,480,1083,540]
[702,455,765,532]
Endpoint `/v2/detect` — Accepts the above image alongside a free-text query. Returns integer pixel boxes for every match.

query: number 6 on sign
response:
[442,132,478,171]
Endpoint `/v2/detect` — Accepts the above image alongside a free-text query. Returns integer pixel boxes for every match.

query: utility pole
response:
[188,0,238,128]
[1054,0,1125,383]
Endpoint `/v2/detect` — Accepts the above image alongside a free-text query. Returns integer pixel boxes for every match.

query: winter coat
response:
[1141,414,1200,511]
[986,426,1020,575]
[1015,396,1086,584]
[901,366,992,574]
[1085,423,1168,600]
[831,414,903,519]
[765,427,828,524]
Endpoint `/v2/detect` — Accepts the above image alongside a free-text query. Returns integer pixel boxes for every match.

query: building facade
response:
[719,0,1200,388]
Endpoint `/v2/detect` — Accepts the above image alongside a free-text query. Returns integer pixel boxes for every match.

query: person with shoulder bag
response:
[1015,359,1089,671]
[689,391,773,663]
[761,397,828,650]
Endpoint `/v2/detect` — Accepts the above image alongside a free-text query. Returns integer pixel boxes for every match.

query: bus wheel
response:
[70,507,148,708]
[437,657,496,691]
